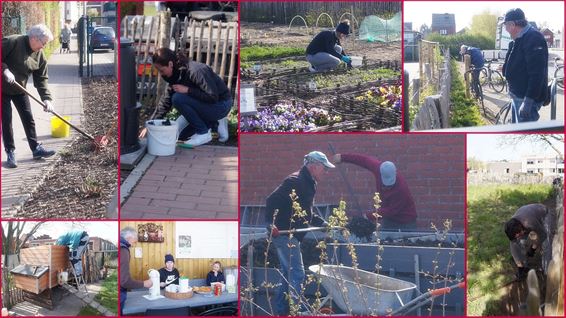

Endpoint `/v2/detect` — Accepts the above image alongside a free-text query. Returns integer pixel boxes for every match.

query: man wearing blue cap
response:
[460,45,485,98]
[306,20,353,72]
[56,229,90,277]
[333,153,417,230]
[265,150,334,315]
[502,8,548,122]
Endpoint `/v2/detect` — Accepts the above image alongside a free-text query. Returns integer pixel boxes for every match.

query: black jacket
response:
[155,61,231,118]
[206,271,225,285]
[502,26,549,102]
[306,30,345,60]
[265,166,326,240]
[511,203,548,244]
[2,35,52,100]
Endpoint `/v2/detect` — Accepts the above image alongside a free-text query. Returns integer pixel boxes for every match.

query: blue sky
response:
[2,221,118,244]
[405,1,564,32]
[467,134,564,161]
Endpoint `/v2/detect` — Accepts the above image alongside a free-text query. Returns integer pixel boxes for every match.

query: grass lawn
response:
[78,271,118,316]
[467,183,553,316]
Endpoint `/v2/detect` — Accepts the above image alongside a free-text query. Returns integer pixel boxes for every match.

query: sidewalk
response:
[121,145,238,219]
[1,37,109,217]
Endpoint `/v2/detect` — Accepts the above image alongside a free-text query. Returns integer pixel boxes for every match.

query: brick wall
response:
[240,134,465,230]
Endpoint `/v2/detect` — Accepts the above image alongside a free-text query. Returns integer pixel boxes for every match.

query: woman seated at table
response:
[206,261,225,285]
[159,254,180,289]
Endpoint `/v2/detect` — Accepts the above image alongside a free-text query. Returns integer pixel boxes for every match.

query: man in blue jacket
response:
[306,20,352,72]
[502,8,549,122]
[56,229,90,277]
[460,45,485,98]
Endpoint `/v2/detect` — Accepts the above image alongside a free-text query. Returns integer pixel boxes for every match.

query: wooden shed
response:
[18,245,69,293]
[10,264,50,294]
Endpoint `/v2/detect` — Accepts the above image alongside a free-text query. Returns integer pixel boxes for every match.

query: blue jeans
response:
[510,92,542,123]
[306,44,343,71]
[272,236,305,315]
[171,93,231,134]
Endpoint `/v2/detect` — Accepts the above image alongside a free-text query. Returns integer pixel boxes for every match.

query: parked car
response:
[90,26,115,51]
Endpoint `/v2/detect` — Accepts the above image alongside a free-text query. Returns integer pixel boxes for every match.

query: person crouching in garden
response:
[306,20,352,72]
[152,48,232,146]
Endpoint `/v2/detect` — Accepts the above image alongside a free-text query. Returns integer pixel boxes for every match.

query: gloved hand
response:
[43,100,54,113]
[3,69,15,84]
[268,225,280,238]
[341,55,352,64]
[518,97,535,120]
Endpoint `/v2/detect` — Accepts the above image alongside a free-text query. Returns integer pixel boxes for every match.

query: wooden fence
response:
[122,12,238,104]
[240,1,401,24]
[411,47,451,130]
[2,267,25,309]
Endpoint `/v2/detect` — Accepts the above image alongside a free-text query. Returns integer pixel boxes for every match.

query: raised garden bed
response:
[20,77,118,218]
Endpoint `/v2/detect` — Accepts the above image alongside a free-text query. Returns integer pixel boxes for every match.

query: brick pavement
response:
[121,145,238,219]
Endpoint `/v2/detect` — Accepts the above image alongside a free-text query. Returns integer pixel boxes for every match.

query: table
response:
[122,279,237,315]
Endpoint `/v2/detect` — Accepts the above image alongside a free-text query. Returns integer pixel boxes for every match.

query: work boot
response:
[32,144,55,159]
[185,130,212,147]
[6,150,17,168]
[515,267,529,280]
[218,117,229,142]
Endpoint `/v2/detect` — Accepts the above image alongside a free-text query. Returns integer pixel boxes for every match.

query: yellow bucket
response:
[51,116,71,138]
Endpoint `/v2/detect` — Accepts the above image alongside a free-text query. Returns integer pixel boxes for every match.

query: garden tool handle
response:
[328,142,364,216]
[12,81,95,141]
[278,226,344,234]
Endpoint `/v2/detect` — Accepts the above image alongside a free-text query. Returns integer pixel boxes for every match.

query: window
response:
[559,168,564,173]
[527,169,535,173]
[440,29,447,35]
[552,169,556,173]
[527,160,534,164]
[537,160,543,163]
[506,168,510,173]
[538,169,543,173]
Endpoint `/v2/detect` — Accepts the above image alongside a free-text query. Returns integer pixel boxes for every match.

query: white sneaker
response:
[308,65,317,73]
[185,130,212,147]
[218,117,229,142]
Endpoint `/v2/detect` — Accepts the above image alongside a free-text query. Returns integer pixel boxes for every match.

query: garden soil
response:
[19,77,118,218]
[241,22,401,63]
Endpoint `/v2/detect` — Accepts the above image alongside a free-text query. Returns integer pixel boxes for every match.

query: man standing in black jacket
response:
[502,8,549,123]
[2,24,57,168]
[306,20,352,72]
[265,151,334,315]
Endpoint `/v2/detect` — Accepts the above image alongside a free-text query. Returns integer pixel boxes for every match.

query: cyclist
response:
[502,8,548,122]
[460,45,485,98]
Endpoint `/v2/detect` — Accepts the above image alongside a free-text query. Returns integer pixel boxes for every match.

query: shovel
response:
[13,81,107,150]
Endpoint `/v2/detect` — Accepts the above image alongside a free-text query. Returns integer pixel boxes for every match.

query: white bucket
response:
[146,119,178,156]
[350,56,363,67]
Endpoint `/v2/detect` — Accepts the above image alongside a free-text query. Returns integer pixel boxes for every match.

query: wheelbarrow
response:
[309,264,464,316]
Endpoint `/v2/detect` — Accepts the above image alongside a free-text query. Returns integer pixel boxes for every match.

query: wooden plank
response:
[139,15,155,102]
[205,20,214,66]
[213,21,222,73]
[219,24,230,79]
[227,22,238,90]
[188,20,196,60]
[196,20,205,63]
[180,17,189,56]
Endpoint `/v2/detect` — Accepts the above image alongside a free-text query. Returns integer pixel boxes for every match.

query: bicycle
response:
[553,57,564,90]
[464,67,485,113]
[496,70,563,124]
[479,59,506,93]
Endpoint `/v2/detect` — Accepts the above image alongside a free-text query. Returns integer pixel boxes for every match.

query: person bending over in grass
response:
[333,153,417,230]
[504,203,550,280]
[152,48,232,146]
[306,20,352,72]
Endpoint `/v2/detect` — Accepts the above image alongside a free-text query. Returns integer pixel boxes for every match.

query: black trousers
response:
[2,93,39,152]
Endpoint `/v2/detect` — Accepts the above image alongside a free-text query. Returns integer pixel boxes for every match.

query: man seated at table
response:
[159,254,180,289]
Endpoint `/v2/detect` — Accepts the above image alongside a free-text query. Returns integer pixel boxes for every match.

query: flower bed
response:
[355,84,402,111]
[240,101,342,132]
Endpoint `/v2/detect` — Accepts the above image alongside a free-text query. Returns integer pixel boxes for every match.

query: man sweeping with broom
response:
[2,24,56,168]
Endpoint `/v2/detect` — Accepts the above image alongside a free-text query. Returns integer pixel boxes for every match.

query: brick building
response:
[240,134,465,230]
